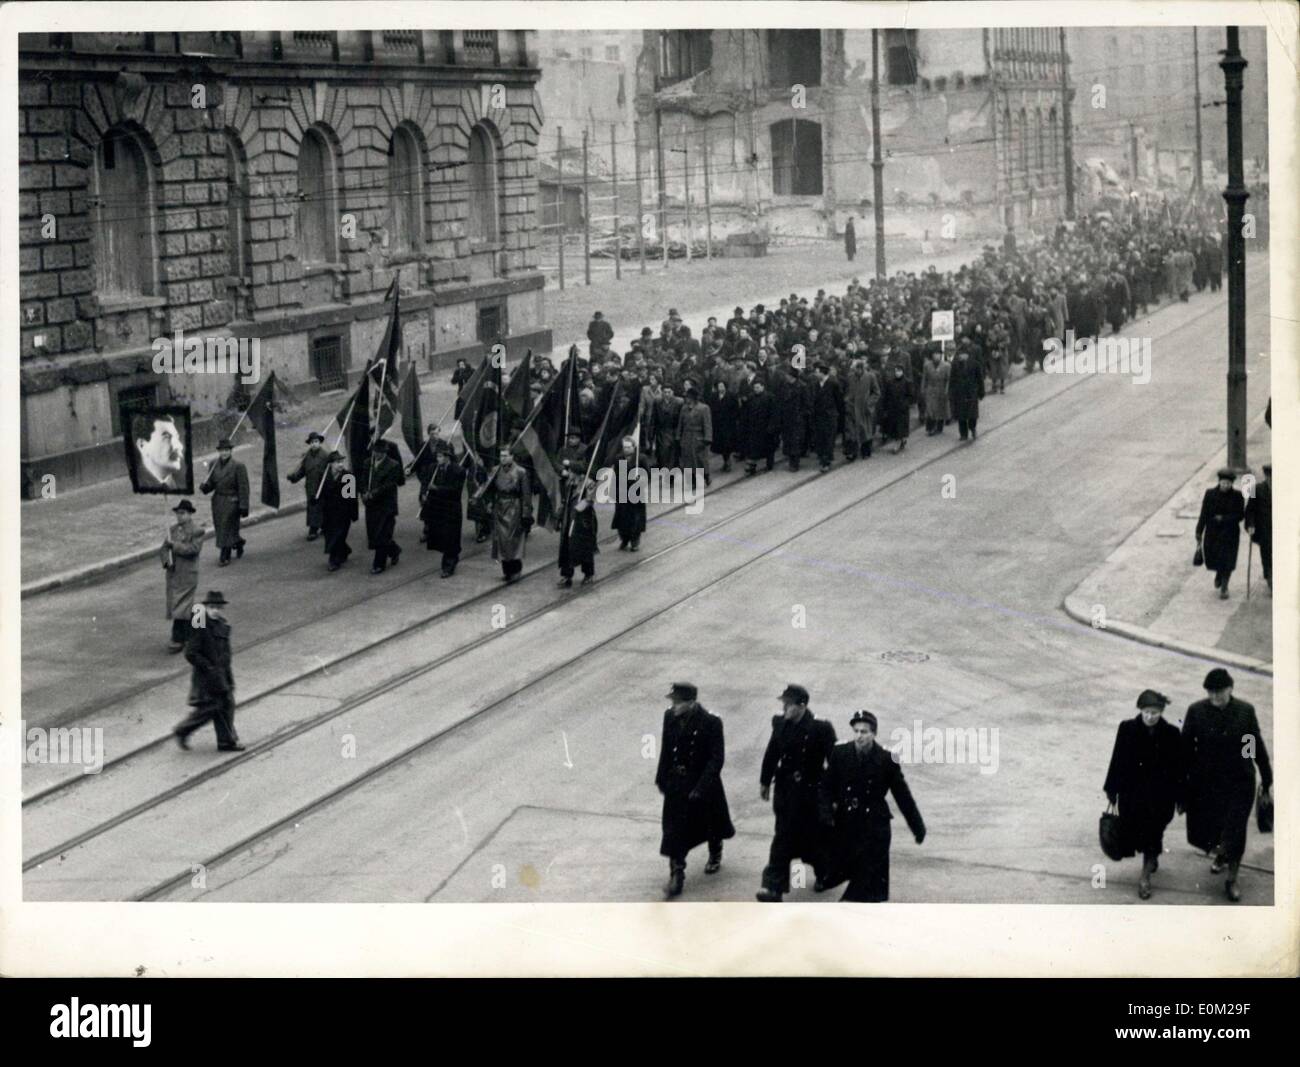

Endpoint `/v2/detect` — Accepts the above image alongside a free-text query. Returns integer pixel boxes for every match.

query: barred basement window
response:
[476,303,505,344]
[388,125,423,253]
[464,30,499,65]
[310,335,347,392]
[298,127,338,265]
[467,123,500,243]
[94,128,156,298]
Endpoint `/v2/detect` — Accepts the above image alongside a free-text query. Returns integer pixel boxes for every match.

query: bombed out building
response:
[635,28,1071,248]
[18,30,549,493]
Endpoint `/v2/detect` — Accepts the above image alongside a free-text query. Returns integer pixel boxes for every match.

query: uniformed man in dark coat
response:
[286,431,330,540]
[360,437,405,574]
[318,450,357,571]
[655,681,735,899]
[1244,463,1272,591]
[818,710,925,902]
[1182,669,1272,902]
[1195,467,1245,598]
[1103,690,1184,899]
[756,684,837,902]
[173,590,244,753]
[199,438,250,566]
[418,439,467,578]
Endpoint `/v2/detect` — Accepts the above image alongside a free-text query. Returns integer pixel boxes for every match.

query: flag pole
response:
[367,359,389,487]
[225,374,270,440]
[319,393,358,501]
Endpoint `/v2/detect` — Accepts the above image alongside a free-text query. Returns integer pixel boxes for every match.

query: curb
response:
[1061,593,1273,677]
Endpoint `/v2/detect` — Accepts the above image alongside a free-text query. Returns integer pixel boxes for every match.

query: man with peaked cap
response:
[756,684,838,902]
[655,681,735,898]
[818,709,925,902]
[199,437,250,566]
[1195,467,1246,598]
[1244,463,1272,592]
[319,450,358,571]
[161,499,204,652]
[174,590,244,753]
[287,431,330,540]
[1182,669,1272,902]
[419,438,467,578]
[1103,690,1184,899]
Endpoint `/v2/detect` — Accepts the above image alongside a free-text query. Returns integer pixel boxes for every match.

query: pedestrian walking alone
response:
[844,216,857,262]
[173,590,244,753]
[1244,463,1272,592]
[1195,467,1245,598]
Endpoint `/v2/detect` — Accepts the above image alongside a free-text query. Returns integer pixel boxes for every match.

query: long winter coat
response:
[1195,485,1245,573]
[1103,715,1184,855]
[810,378,844,459]
[739,391,781,461]
[199,457,250,549]
[656,395,683,467]
[778,373,813,458]
[843,369,880,448]
[612,456,649,540]
[656,702,736,858]
[1183,697,1272,863]
[185,613,234,704]
[419,458,467,557]
[761,710,837,870]
[319,467,358,561]
[286,447,330,530]
[487,462,532,563]
[707,392,740,458]
[676,399,714,472]
[921,359,950,422]
[361,445,405,550]
[948,356,984,422]
[878,373,913,440]
[162,520,203,621]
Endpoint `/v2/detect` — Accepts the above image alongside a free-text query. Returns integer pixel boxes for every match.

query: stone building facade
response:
[18,30,549,493]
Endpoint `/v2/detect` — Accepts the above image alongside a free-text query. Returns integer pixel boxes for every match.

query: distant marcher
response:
[161,498,203,652]
[1195,467,1245,598]
[656,681,735,899]
[878,363,913,453]
[842,360,880,460]
[707,380,740,473]
[419,439,467,578]
[286,431,330,540]
[1103,690,1184,899]
[1244,463,1272,592]
[921,350,950,436]
[676,386,714,491]
[844,216,857,262]
[451,359,474,419]
[587,311,614,358]
[948,349,983,441]
[319,450,357,571]
[1183,669,1273,902]
[740,378,780,475]
[174,590,244,753]
[810,363,844,473]
[199,438,249,566]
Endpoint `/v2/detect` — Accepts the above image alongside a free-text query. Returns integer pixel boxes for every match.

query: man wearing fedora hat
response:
[1195,467,1246,599]
[161,499,204,652]
[818,710,925,902]
[1244,463,1272,593]
[655,682,735,898]
[199,438,250,566]
[1182,669,1272,901]
[1103,690,1184,899]
[756,684,837,902]
[174,590,244,752]
[287,431,330,541]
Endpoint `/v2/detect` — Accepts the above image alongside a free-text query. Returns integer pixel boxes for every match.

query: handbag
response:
[1193,540,1204,567]
[1256,784,1274,834]
[1099,803,1135,861]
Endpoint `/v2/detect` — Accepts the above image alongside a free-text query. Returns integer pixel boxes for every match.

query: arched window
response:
[94,128,155,297]
[388,125,423,253]
[225,133,250,278]
[298,127,338,265]
[467,123,499,243]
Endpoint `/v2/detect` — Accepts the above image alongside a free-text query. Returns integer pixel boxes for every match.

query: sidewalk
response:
[1064,414,1273,673]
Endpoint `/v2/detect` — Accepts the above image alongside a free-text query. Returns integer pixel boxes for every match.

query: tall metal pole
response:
[634,119,646,274]
[556,126,566,290]
[1220,27,1249,471]
[611,123,621,280]
[701,125,713,259]
[1060,28,1075,220]
[1193,28,1204,191]
[655,105,668,267]
[870,28,886,279]
[582,127,591,285]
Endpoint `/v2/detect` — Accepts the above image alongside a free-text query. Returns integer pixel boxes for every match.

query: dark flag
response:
[397,363,423,459]
[245,372,281,509]
[457,354,500,467]
[376,277,402,382]
[336,367,370,472]
[596,378,643,468]
[503,350,533,440]
[515,372,564,530]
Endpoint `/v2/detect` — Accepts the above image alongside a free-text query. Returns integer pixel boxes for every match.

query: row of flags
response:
[218,278,642,526]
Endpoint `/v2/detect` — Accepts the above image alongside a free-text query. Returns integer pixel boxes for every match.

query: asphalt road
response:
[23,262,1273,906]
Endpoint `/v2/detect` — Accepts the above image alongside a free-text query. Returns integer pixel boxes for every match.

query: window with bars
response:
[310,335,347,392]
[477,303,505,345]
[463,30,499,65]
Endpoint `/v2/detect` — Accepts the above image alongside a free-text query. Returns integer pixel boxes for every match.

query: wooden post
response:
[611,123,622,280]
[634,119,647,274]
[556,126,566,290]
[701,124,713,259]
[582,126,591,286]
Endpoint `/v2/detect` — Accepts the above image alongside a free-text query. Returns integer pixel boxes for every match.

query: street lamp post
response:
[1220,27,1249,471]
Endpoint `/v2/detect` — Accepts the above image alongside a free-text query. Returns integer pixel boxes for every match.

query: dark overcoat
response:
[739,391,781,460]
[1102,715,1184,854]
[361,446,405,550]
[656,703,736,858]
[162,520,203,620]
[1245,481,1271,556]
[200,457,250,549]
[761,711,837,869]
[419,459,467,556]
[810,378,844,459]
[319,468,358,560]
[1183,697,1272,863]
[878,374,913,440]
[185,614,234,703]
[707,392,740,457]
[948,357,984,422]
[612,456,649,539]
[287,448,330,529]
[778,373,812,459]
[1196,485,1244,573]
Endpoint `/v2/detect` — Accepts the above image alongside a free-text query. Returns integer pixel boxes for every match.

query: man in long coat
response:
[1103,690,1184,899]
[756,684,837,902]
[1195,467,1245,598]
[842,360,880,460]
[878,363,913,453]
[675,386,714,491]
[1183,668,1272,902]
[707,380,739,473]
[655,385,683,469]
[655,681,735,898]
[844,216,857,262]
[162,498,203,652]
[810,363,844,473]
[740,378,780,475]
[486,446,533,583]
[418,439,467,578]
[199,438,249,566]
[611,435,649,551]
[319,450,358,571]
[948,348,983,441]
[1244,463,1272,591]
[556,471,598,587]
[174,589,244,753]
[921,350,950,435]
[286,431,330,540]
[818,710,925,902]
[360,438,405,574]
[779,367,813,471]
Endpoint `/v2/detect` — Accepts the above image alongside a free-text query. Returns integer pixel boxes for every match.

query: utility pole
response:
[701,125,713,259]
[655,105,668,268]
[679,131,691,262]
[556,126,565,290]
[1130,122,1139,184]
[1059,28,1075,220]
[1193,28,1204,191]
[582,127,591,285]
[1220,27,1249,471]
[870,27,886,279]
[634,119,646,273]
[611,124,621,281]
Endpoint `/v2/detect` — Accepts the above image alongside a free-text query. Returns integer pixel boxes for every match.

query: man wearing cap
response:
[319,450,358,571]
[174,590,245,753]
[1244,463,1272,592]
[360,438,406,575]
[1103,691,1184,899]
[161,499,204,652]
[756,684,838,902]
[287,431,330,541]
[818,710,925,902]
[655,682,735,898]
[1195,467,1246,599]
[419,439,467,578]
[1182,669,1272,901]
[199,438,250,566]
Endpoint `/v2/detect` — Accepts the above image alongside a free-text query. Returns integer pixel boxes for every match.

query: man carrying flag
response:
[287,431,329,540]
